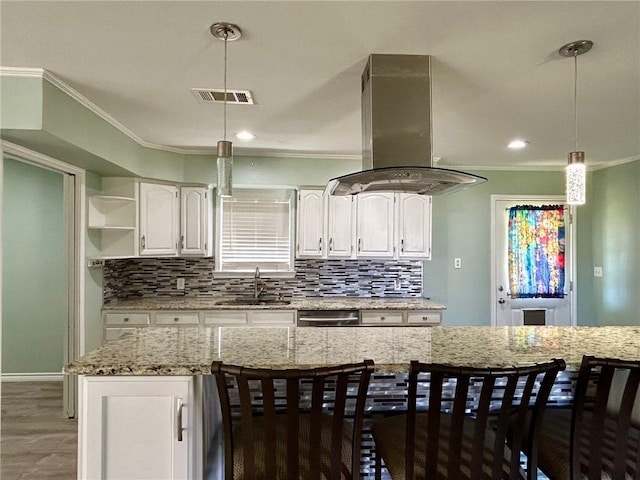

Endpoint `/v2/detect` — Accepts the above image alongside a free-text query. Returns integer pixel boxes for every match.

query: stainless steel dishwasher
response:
[296,310,360,327]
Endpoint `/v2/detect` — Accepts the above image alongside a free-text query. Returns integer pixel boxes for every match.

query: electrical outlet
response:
[88,259,105,268]
[454,258,462,269]
[176,278,185,290]
[594,266,603,277]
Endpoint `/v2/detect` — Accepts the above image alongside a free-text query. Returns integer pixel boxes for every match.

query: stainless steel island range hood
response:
[326,54,487,196]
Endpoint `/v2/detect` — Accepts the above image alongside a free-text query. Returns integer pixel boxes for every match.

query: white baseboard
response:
[1,373,64,382]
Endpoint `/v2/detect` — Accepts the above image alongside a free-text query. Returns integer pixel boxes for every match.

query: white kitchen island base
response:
[78,376,203,480]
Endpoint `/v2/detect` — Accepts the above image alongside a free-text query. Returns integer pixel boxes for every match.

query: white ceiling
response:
[1,1,639,169]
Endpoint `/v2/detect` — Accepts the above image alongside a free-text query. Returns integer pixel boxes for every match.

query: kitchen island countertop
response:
[102,296,446,311]
[65,325,640,375]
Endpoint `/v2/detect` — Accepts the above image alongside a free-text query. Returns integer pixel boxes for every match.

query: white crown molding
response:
[589,155,640,171]
[0,66,46,77]
[233,148,361,161]
[0,67,207,155]
[2,68,638,168]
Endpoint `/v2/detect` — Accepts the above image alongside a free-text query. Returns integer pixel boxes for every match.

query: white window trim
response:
[214,188,296,274]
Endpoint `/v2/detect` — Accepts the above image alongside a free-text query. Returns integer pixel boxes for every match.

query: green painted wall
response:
[2,157,67,373]
[588,161,640,326]
[423,170,566,326]
[0,76,43,130]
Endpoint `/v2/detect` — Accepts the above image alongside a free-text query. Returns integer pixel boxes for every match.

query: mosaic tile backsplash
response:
[103,258,423,303]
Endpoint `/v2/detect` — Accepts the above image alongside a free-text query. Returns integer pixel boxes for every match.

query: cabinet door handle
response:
[358,238,362,253]
[141,235,146,249]
[329,238,333,252]
[401,239,404,253]
[176,397,184,442]
[318,237,323,251]
[180,235,184,250]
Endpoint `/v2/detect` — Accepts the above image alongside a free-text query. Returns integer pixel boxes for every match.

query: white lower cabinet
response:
[103,312,151,342]
[204,309,295,326]
[156,312,200,325]
[360,310,404,325]
[203,311,249,326]
[361,309,442,325]
[79,376,201,480]
[407,310,441,325]
[250,310,296,325]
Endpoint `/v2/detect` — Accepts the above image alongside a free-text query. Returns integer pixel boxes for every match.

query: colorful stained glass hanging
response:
[508,205,565,298]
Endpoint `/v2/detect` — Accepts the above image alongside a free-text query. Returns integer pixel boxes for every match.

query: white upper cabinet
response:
[296,189,325,258]
[180,187,209,256]
[139,183,179,256]
[88,178,211,259]
[87,177,139,259]
[295,189,432,261]
[326,195,354,258]
[397,194,432,259]
[356,192,395,258]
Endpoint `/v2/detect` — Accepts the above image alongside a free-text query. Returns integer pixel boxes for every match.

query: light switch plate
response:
[177,278,185,290]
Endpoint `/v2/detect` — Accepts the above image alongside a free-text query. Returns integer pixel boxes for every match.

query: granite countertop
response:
[65,326,640,375]
[102,297,446,311]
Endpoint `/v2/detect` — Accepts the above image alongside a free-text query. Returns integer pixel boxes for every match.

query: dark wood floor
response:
[1,381,77,480]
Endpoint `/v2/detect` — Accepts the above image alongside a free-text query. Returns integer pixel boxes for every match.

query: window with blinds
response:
[216,189,294,272]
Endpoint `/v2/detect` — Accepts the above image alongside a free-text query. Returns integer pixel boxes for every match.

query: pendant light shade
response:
[559,40,592,206]
[566,151,586,205]
[216,140,233,197]
[211,22,242,197]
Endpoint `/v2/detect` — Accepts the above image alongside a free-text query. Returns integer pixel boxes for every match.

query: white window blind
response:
[217,190,294,272]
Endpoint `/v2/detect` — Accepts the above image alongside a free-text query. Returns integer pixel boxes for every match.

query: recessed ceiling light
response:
[508,139,529,149]
[235,130,255,140]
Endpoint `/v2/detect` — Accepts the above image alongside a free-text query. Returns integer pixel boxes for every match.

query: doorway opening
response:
[1,141,85,417]
[491,195,577,327]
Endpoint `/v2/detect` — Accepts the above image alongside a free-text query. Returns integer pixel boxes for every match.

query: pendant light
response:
[210,22,242,197]
[559,40,593,205]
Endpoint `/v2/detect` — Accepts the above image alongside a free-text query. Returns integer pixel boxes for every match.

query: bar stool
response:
[527,356,640,480]
[372,358,565,479]
[211,359,374,480]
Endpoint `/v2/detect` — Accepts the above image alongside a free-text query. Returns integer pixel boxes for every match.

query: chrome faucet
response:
[253,266,265,299]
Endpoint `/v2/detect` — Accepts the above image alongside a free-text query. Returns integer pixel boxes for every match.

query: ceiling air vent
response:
[190,88,254,105]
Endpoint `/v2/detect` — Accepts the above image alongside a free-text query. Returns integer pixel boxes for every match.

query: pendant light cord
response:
[223,30,228,142]
[573,52,578,152]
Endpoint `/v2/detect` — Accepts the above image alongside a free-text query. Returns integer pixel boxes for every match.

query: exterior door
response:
[492,195,574,326]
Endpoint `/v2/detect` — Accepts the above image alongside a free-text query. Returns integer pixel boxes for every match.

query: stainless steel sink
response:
[215,297,291,306]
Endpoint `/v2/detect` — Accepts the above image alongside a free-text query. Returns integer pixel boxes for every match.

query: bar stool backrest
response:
[406,358,566,480]
[211,360,375,480]
[571,356,640,480]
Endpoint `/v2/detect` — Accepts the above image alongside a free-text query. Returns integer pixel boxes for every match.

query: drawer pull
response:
[174,317,179,322]
[123,317,129,322]
[176,397,184,442]
[380,316,385,321]
[422,316,428,321]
